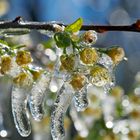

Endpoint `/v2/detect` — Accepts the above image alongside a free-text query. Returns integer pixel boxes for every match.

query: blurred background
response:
[0,0,140,140]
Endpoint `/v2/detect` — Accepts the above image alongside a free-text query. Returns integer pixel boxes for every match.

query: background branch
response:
[0,17,140,33]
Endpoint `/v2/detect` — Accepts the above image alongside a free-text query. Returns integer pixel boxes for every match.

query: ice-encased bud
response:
[90,65,112,87]
[81,30,97,46]
[106,47,125,65]
[1,55,21,77]
[80,47,99,65]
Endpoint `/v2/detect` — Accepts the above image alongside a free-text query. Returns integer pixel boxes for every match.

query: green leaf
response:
[54,32,71,48]
[65,18,83,33]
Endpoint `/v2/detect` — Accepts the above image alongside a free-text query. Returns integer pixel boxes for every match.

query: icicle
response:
[74,84,88,112]
[11,86,31,137]
[0,28,30,37]
[51,83,74,140]
[29,73,51,121]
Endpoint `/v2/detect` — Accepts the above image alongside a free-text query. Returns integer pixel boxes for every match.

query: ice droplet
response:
[51,83,74,140]
[29,73,51,121]
[74,84,88,112]
[0,28,30,37]
[11,86,31,137]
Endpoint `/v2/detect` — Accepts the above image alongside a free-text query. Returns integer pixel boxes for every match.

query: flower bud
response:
[80,48,98,65]
[106,47,125,65]
[90,65,111,86]
[16,50,32,66]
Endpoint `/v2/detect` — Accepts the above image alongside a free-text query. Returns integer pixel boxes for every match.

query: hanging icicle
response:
[51,83,74,140]
[29,72,51,121]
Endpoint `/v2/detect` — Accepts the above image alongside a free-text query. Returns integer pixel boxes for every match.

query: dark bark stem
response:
[0,17,140,33]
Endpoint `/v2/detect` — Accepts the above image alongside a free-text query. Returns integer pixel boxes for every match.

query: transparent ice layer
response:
[29,73,51,121]
[11,86,31,137]
[51,83,74,140]
[98,53,113,70]
[74,84,88,112]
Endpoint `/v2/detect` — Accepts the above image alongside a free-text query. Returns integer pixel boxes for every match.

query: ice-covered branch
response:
[0,17,140,33]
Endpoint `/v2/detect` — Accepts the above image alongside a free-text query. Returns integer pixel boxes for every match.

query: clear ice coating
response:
[51,83,74,140]
[11,86,31,137]
[98,53,114,70]
[74,84,88,112]
[97,53,115,93]
[103,72,116,94]
[8,57,21,77]
[0,28,30,37]
[29,73,50,121]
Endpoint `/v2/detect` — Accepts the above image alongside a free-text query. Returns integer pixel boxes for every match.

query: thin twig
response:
[0,17,140,33]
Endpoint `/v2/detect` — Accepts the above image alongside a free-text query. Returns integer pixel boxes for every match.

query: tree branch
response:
[0,17,140,33]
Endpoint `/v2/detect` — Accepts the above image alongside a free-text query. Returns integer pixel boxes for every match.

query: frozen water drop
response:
[29,73,51,121]
[11,86,31,137]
